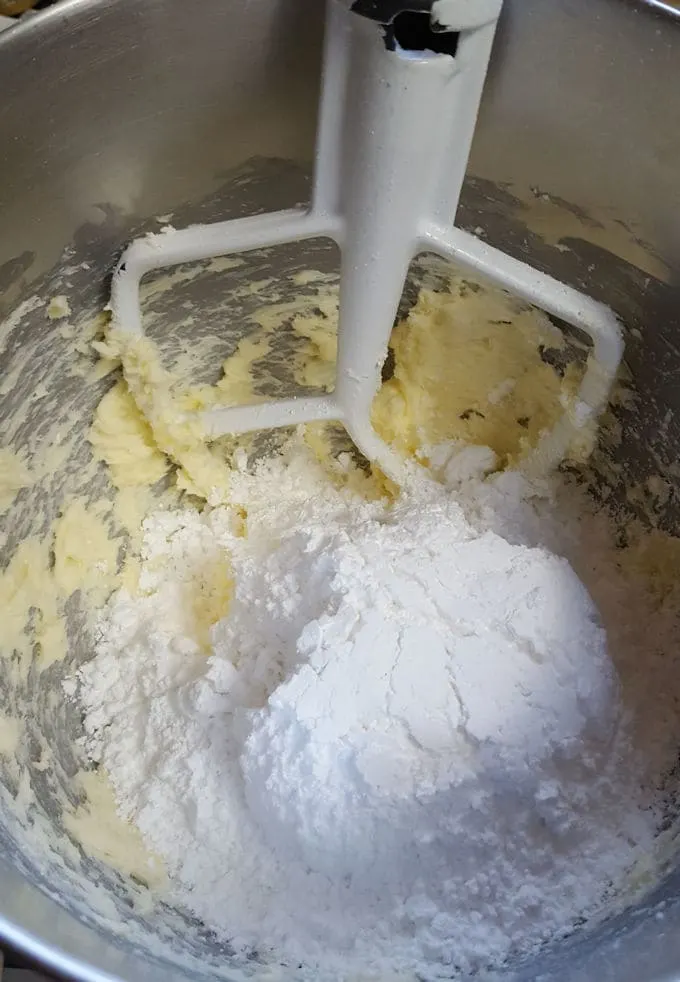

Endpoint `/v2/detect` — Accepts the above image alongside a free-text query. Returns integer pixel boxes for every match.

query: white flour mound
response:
[77,444,660,979]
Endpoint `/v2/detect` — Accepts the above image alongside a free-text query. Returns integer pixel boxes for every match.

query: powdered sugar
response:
[76,443,667,979]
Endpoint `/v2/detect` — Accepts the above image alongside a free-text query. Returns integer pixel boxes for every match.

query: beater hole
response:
[391,12,459,56]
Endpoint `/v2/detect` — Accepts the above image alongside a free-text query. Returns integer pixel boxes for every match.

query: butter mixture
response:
[2,252,680,980]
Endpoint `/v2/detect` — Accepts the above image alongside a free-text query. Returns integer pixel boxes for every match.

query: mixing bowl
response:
[1,1,680,980]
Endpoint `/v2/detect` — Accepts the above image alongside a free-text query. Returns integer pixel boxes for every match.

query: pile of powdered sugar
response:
[76,442,669,979]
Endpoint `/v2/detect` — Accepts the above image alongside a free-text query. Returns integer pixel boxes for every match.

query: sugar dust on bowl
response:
[74,434,679,981]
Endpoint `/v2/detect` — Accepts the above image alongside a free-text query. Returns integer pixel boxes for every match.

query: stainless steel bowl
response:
[1,1,680,980]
